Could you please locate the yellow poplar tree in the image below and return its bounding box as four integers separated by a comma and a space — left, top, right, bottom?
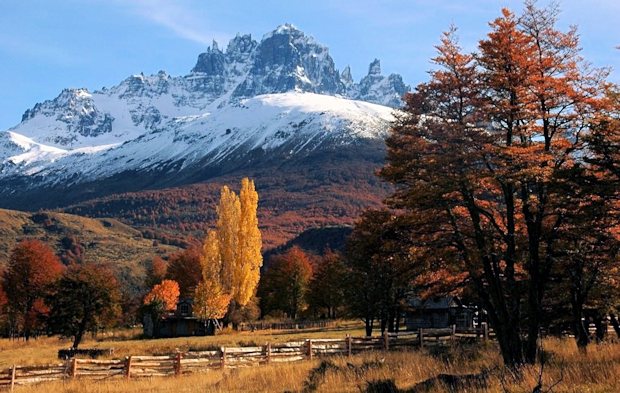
216, 185, 241, 294
235, 178, 263, 307
194, 231, 231, 319
196, 178, 262, 320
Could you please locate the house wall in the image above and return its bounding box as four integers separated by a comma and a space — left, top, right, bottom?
405, 309, 474, 330
155, 318, 214, 338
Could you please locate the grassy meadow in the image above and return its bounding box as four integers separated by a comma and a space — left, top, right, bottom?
1, 325, 619, 392
0, 322, 365, 368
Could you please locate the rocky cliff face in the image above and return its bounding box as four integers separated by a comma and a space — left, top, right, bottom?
233, 24, 344, 97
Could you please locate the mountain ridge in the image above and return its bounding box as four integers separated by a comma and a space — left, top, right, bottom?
0, 24, 405, 250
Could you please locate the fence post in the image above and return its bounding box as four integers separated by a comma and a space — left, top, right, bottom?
220, 347, 227, 369
125, 356, 132, 379
265, 342, 271, 364
451, 324, 456, 343
71, 358, 78, 378
175, 352, 182, 376
383, 331, 389, 351
418, 328, 424, 348
346, 335, 352, 357
307, 340, 313, 360
483, 322, 489, 342
9, 365, 16, 392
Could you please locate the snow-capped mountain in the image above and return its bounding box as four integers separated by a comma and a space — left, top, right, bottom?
0, 24, 408, 208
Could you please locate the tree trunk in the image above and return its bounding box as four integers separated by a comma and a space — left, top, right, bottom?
365, 318, 373, 337
571, 300, 589, 353
223, 300, 237, 328
73, 329, 84, 350
495, 323, 525, 367
73, 314, 89, 349
609, 314, 620, 339
524, 272, 542, 364
380, 315, 387, 335
592, 312, 607, 342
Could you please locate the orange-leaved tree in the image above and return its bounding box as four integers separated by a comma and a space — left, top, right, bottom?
380, 2, 615, 366
307, 250, 347, 319
144, 279, 180, 311
344, 210, 420, 336
146, 256, 167, 288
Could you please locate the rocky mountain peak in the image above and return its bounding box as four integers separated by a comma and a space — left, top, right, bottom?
184, 25, 409, 107
226, 34, 258, 62
368, 59, 381, 76
266, 23, 304, 39
351, 59, 409, 108
21, 88, 91, 122
232, 24, 343, 97
341, 66, 353, 86
211, 39, 220, 52
191, 42, 226, 75
7, 24, 411, 160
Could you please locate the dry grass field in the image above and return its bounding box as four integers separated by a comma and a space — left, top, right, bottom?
0, 322, 365, 368
2, 326, 619, 392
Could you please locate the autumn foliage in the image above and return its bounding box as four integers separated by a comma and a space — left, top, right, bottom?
379, 2, 618, 366
194, 231, 230, 320
259, 246, 314, 319
2, 239, 64, 339
47, 263, 121, 349
146, 256, 167, 288
307, 250, 347, 319
165, 247, 202, 297
144, 280, 181, 311
194, 178, 263, 322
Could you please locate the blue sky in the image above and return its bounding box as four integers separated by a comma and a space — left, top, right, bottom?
0, 0, 618, 130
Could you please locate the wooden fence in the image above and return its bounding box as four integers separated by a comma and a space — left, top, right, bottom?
0, 325, 489, 391
237, 320, 336, 331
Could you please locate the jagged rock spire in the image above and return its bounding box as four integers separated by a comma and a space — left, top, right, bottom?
368, 59, 381, 75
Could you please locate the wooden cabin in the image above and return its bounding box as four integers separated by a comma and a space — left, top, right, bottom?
404, 296, 474, 330
143, 298, 215, 338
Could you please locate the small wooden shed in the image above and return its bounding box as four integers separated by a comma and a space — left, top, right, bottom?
404, 296, 474, 330
143, 298, 215, 338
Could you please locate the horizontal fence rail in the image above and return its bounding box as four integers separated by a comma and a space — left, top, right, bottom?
0, 325, 490, 391
237, 320, 336, 331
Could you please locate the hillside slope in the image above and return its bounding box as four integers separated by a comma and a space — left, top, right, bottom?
62, 140, 389, 250
0, 209, 181, 290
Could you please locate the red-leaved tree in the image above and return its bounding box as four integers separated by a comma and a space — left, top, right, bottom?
2, 240, 64, 340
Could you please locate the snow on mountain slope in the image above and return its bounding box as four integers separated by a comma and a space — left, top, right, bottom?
0, 24, 405, 192
1, 93, 394, 185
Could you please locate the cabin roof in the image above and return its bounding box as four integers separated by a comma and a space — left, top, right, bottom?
407, 296, 463, 310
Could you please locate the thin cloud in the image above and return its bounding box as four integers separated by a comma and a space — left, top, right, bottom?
121, 0, 230, 46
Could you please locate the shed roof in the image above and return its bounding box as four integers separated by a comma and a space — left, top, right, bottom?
408, 296, 462, 310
